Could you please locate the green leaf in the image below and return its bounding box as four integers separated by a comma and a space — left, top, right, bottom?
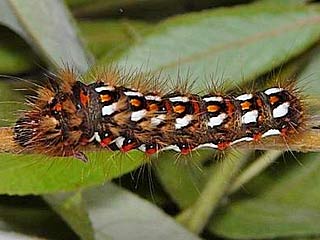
210, 153, 320, 239
0, 230, 44, 240
117, 4, 320, 89
0, 203, 76, 239
0, 27, 37, 74
45, 183, 202, 240
65, 0, 94, 8
212, 200, 320, 239
178, 150, 249, 234
83, 183, 201, 240
262, 153, 320, 209
65, 0, 137, 9
257, 0, 309, 5
0, 81, 25, 127
44, 192, 94, 240
0, 205, 49, 233
0, 151, 143, 195
67, 0, 184, 20
298, 44, 320, 101
154, 151, 212, 209
78, 20, 152, 62
0, 0, 91, 72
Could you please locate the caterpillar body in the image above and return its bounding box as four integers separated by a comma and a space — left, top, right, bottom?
13, 68, 303, 162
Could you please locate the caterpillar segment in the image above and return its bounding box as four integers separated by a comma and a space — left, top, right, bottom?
13, 69, 303, 161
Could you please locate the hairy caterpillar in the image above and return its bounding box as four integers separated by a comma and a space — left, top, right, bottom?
13, 67, 304, 162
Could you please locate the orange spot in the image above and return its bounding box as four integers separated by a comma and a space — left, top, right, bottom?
218, 142, 230, 150
53, 103, 62, 112
130, 98, 141, 107
181, 146, 192, 155
100, 137, 113, 147
269, 95, 279, 105
173, 105, 186, 114
281, 128, 288, 136
240, 101, 252, 110
148, 103, 159, 111
146, 147, 157, 155
207, 105, 220, 112
253, 133, 262, 141
80, 90, 89, 106
121, 143, 137, 152
100, 94, 111, 103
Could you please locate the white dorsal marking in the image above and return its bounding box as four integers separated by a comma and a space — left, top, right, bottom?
145, 95, 162, 101
169, 96, 189, 102
151, 114, 166, 126
124, 91, 143, 97
264, 87, 283, 95
203, 96, 223, 102
236, 93, 253, 101
175, 115, 193, 129
208, 113, 227, 128
95, 86, 115, 92
131, 109, 147, 122
273, 102, 290, 118
102, 103, 118, 116
241, 110, 258, 124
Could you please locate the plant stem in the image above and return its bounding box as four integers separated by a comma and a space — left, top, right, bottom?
228, 150, 282, 194
177, 150, 249, 234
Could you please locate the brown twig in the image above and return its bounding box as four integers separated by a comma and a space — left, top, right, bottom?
237, 115, 320, 152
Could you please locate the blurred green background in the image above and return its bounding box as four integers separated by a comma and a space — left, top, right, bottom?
0, 0, 320, 239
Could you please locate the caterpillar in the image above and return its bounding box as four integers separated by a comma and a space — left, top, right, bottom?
13, 67, 304, 162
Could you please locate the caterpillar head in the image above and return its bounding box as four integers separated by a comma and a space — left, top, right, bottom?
14, 78, 89, 161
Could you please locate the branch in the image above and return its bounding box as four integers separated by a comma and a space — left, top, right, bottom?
237, 115, 320, 152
